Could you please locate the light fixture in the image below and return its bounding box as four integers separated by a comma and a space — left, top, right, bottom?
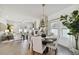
39, 4, 48, 34
5, 30, 9, 33
42, 4, 46, 19
40, 4, 48, 27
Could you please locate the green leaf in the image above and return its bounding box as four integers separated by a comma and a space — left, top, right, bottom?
68, 33, 73, 35
60, 10, 79, 36
60, 15, 64, 21
72, 10, 78, 18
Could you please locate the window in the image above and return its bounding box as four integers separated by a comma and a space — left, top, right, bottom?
62, 29, 70, 39
51, 28, 58, 36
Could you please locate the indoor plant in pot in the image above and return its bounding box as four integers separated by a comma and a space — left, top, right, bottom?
60, 10, 79, 54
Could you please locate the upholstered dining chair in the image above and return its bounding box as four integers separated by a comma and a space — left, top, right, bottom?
46, 40, 58, 55
31, 36, 46, 54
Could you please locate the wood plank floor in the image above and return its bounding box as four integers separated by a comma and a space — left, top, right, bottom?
0, 40, 73, 55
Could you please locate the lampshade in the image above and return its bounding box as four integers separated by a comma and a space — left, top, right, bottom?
5, 30, 9, 33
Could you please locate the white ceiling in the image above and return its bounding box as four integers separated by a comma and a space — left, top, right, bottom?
0, 4, 77, 22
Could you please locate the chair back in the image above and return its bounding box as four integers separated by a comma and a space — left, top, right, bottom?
32, 36, 43, 53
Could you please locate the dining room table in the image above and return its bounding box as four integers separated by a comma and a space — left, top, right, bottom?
42, 35, 57, 45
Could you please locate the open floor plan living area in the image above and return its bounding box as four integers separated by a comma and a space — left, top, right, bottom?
0, 4, 79, 55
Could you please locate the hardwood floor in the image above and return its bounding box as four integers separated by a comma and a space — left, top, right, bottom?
0, 40, 28, 55
0, 40, 73, 55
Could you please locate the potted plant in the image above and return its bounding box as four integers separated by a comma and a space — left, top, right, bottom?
60, 10, 79, 54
